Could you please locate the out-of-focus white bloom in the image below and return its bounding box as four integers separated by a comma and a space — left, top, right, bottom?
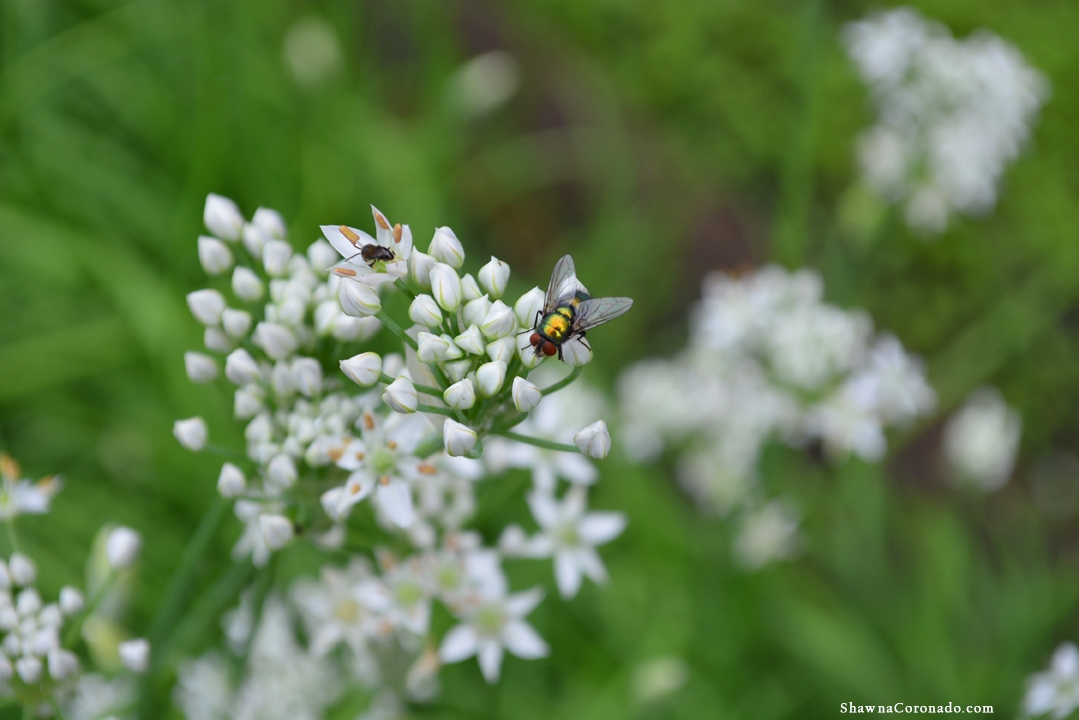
59, 587, 84, 615
232, 266, 264, 302
1024, 642, 1079, 719
844, 7, 1049, 234
408, 249, 436, 289
514, 287, 545, 328
283, 15, 342, 88
943, 387, 1021, 491
0, 455, 61, 521
341, 352, 382, 387
267, 454, 298, 491
444, 379, 477, 411
290, 560, 381, 658
443, 420, 477, 457
439, 585, 547, 683
9, 553, 36, 586
225, 348, 260, 386
16, 655, 42, 684
173, 417, 208, 452
733, 502, 801, 570
478, 256, 510, 299
573, 421, 611, 460
633, 656, 689, 705
430, 263, 463, 312
183, 351, 218, 384
409, 295, 443, 327
203, 326, 233, 353
476, 361, 506, 397
454, 325, 486, 356
291, 357, 322, 397
259, 514, 294, 550
383, 376, 418, 414
512, 377, 542, 413
204, 194, 244, 241
48, 648, 79, 679
186, 289, 226, 326
118, 638, 150, 673
417, 332, 451, 363
198, 236, 233, 275
221, 308, 253, 339
262, 239, 294, 277
519, 486, 626, 598
338, 277, 381, 317
106, 526, 142, 569
448, 51, 520, 118
252, 322, 297, 361
428, 227, 465, 268
217, 462, 246, 498
307, 238, 338, 273
480, 301, 516, 339
462, 295, 492, 328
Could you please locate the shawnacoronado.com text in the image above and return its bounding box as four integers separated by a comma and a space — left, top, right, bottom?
841, 703, 994, 714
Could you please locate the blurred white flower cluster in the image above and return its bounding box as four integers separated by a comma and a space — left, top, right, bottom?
1023, 642, 1079, 719
174, 195, 627, 709
618, 265, 934, 567
942, 387, 1022, 491
0, 455, 147, 719
844, 7, 1049, 234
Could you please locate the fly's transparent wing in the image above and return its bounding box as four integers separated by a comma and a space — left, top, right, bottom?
571, 297, 633, 332
544, 255, 576, 314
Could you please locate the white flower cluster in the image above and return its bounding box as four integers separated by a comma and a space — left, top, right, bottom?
942, 387, 1022, 491
1023, 642, 1079, 719
175, 195, 628, 701
618, 266, 935, 567
844, 7, 1049, 234
0, 456, 148, 719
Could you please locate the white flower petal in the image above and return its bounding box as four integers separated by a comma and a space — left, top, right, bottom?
501, 620, 549, 659
477, 639, 504, 683
578, 512, 627, 546
554, 550, 583, 598
377, 479, 415, 528
439, 624, 479, 663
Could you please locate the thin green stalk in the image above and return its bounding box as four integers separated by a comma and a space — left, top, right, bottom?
4, 519, 17, 554
393, 278, 417, 300
48, 698, 68, 720
491, 412, 530, 434
379, 372, 441, 398
540, 366, 582, 396
63, 572, 119, 647
416, 404, 455, 418
204, 443, 245, 460
495, 431, 577, 454
375, 310, 418, 351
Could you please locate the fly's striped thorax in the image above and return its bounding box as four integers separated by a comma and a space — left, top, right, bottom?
539, 291, 591, 343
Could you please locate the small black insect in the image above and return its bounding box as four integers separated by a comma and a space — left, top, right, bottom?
339, 224, 396, 267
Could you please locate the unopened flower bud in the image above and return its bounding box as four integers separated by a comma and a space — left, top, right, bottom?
184, 352, 218, 383
338, 278, 381, 317
476, 361, 507, 397
461, 295, 491, 328
409, 295, 443, 327
417, 332, 451, 363
253, 207, 286, 239
461, 273, 482, 303
198, 236, 234, 275
217, 462, 246, 498
307, 239, 338, 273
259, 514, 294, 550
341, 352, 382, 387
59, 588, 83, 616
561, 338, 593, 366
187, 289, 226, 326
225, 349, 260, 385
573, 420, 611, 459
9, 554, 35, 586
383, 376, 418, 414
221, 309, 252, 339
444, 359, 472, 383
204, 194, 244, 241
512, 377, 542, 412
48, 648, 79, 679
409, 250, 436, 289
443, 419, 478, 457
486, 337, 516, 364
443, 379, 477, 410
262, 239, 293, 277
440, 334, 464, 360
514, 286, 546, 328
428, 227, 465, 268
118, 638, 150, 673
252, 322, 297, 360
106, 526, 142, 569
243, 223, 268, 259
291, 357, 322, 397
15, 656, 41, 684
430, 263, 463, 312
454, 325, 486, 355
232, 266, 264, 302
480, 300, 516, 339
267, 454, 298, 490
270, 361, 294, 398
173, 417, 208, 451
203, 327, 232, 353
478, 256, 510, 299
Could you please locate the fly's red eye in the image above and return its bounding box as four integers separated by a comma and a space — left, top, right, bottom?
529, 333, 541, 347
542, 341, 558, 357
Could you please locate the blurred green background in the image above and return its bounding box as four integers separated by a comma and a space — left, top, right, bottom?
2, 0, 1079, 717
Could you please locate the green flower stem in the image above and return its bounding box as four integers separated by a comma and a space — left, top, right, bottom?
491, 412, 530, 434
63, 571, 119, 648
145, 496, 231, 652
494, 430, 578, 454
393, 278, 417, 300
414, 432, 445, 458
375, 310, 418, 351
416, 404, 455, 418
204, 443, 245, 460
540, 366, 582, 396
379, 373, 442, 398
49, 698, 68, 720
447, 313, 460, 336
4, 518, 17, 554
